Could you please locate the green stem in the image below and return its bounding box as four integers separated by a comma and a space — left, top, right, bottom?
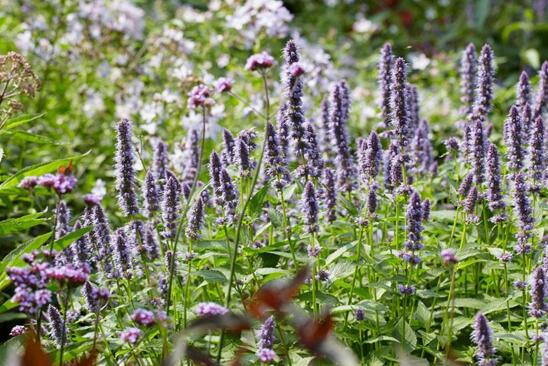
59, 285, 70, 366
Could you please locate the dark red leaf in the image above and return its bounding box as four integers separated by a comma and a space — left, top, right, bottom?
21, 329, 51, 366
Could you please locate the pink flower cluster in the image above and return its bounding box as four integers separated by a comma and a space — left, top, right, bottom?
18, 173, 77, 195
245, 52, 275, 71
46, 264, 89, 285
195, 302, 229, 317
120, 327, 142, 344
188, 84, 214, 109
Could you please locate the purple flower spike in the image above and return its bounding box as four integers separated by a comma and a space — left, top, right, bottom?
471, 313, 497, 366
533, 61, 547, 118
516, 71, 532, 109
143, 170, 160, 217
302, 181, 319, 234
222, 129, 236, 165
391, 57, 409, 148
529, 116, 545, 188
471, 115, 486, 184
323, 168, 337, 222
473, 44, 495, 118
47, 305, 65, 347
258, 316, 276, 350
186, 197, 204, 241
378, 43, 394, 128
529, 267, 546, 318
504, 105, 525, 172
486, 144, 505, 212
115, 119, 139, 216
161, 172, 181, 240
460, 43, 477, 117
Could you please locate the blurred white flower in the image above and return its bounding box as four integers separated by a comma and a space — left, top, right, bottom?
217, 54, 230, 68
353, 16, 378, 34
83, 90, 105, 116
91, 179, 107, 199
409, 53, 431, 70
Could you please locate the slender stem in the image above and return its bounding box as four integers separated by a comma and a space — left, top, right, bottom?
92, 311, 100, 350
217, 71, 271, 363
445, 267, 457, 357
345, 227, 364, 326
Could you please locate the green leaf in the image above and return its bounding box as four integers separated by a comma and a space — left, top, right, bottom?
0, 130, 60, 145
0, 212, 45, 236
0, 151, 90, 191
195, 270, 227, 284
326, 242, 354, 265
2, 113, 45, 130
52, 226, 92, 252
0, 312, 26, 323
393, 319, 417, 350
248, 184, 269, 217
430, 210, 456, 222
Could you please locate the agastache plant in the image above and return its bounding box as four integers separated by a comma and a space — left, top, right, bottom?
115, 119, 139, 216
504, 105, 525, 172
473, 44, 495, 118
460, 43, 477, 117
533, 61, 548, 118
378, 43, 394, 128
471, 313, 497, 366
391, 57, 409, 149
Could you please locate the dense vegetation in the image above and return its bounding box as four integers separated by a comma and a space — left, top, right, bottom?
0, 1, 547, 365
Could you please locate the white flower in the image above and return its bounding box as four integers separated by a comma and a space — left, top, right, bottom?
353, 17, 378, 34
409, 53, 430, 71
91, 179, 107, 199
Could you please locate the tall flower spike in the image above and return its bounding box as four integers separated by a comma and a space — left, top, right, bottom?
258, 315, 276, 350
143, 170, 159, 217
405, 191, 423, 251
464, 186, 479, 224
220, 168, 238, 224
378, 43, 394, 128
302, 181, 319, 234
391, 57, 409, 148
473, 44, 495, 118
406, 84, 420, 138
411, 119, 434, 175
367, 187, 377, 215
471, 115, 486, 184
186, 197, 204, 241
236, 138, 252, 176
323, 168, 337, 222
529, 116, 546, 188
142, 223, 160, 260
283, 40, 307, 157
276, 103, 290, 161
486, 144, 505, 211
115, 119, 139, 216
504, 105, 524, 172
161, 172, 181, 240
72, 220, 90, 267
460, 43, 477, 117
153, 139, 168, 188
529, 266, 546, 318
516, 71, 532, 109
383, 142, 398, 190
458, 173, 474, 197
521, 102, 532, 142
303, 122, 324, 178
209, 151, 222, 206
264, 122, 289, 189
47, 305, 65, 347
330, 82, 355, 193
512, 173, 534, 247
533, 61, 548, 118
389, 154, 404, 190
222, 129, 236, 165
471, 313, 497, 366
55, 201, 71, 240
181, 129, 200, 185
113, 228, 132, 277
320, 97, 333, 165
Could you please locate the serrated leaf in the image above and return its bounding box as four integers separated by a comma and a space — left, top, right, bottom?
195, 270, 227, 284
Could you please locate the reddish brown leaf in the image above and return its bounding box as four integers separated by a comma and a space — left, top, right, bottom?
69, 350, 97, 366
186, 346, 217, 366
21, 329, 51, 366
249, 267, 308, 318
297, 313, 334, 350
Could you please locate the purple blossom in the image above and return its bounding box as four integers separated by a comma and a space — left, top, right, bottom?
473, 44, 495, 118
458, 173, 474, 197
464, 186, 479, 223
83, 194, 101, 206
529, 116, 545, 188
38, 173, 77, 195
143, 170, 160, 216
398, 284, 416, 295
533, 61, 547, 118
55, 201, 71, 240
421, 199, 431, 222
358, 132, 382, 184
405, 192, 423, 252
219, 168, 238, 224
264, 122, 289, 189
236, 137, 252, 176
188, 84, 213, 109
367, 187, 377, 215
181, 129, 200, 184
209, 151, 223, 206
441, 248, 458, 265
406, 84, 420, 138
256, 348, 277, 363
215, 77, 233, 93
115, 119, 139, 216
120, 327, 141, 344
504, 105, 525, 172
113, 228, 132, 277
46, 264, 89, 286
222, 129, 236, 165
47, 305, 65, 347
18, 176, 38, 189
258, 316, 276, 350
153, 139, 168, 187
186, 197, 204, 241
471, 115, 486, 184
319, 98, 333, 164
471, 313, 497, 366
391, 57, 409, 148
303, 122, 324, 178
355, 308, 365, 321
486, 144, 505, 212
289, 62, 305, 77
9, 325, 26, 337
302, 181, 319, 234
82, 282, 109, 313
378, 43, 394, 128
195, 302, 229, 317
131, 308, 156, 327
512, 173, 534, 247
516, 71, 532, 109
323, 168, 337, 222
277, 103, 290, 161
142, 223, 160, 260
245, 52, 275, 71
460, 43, 477, 117
161, 172, 181, 239
529, 267, 546, 318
